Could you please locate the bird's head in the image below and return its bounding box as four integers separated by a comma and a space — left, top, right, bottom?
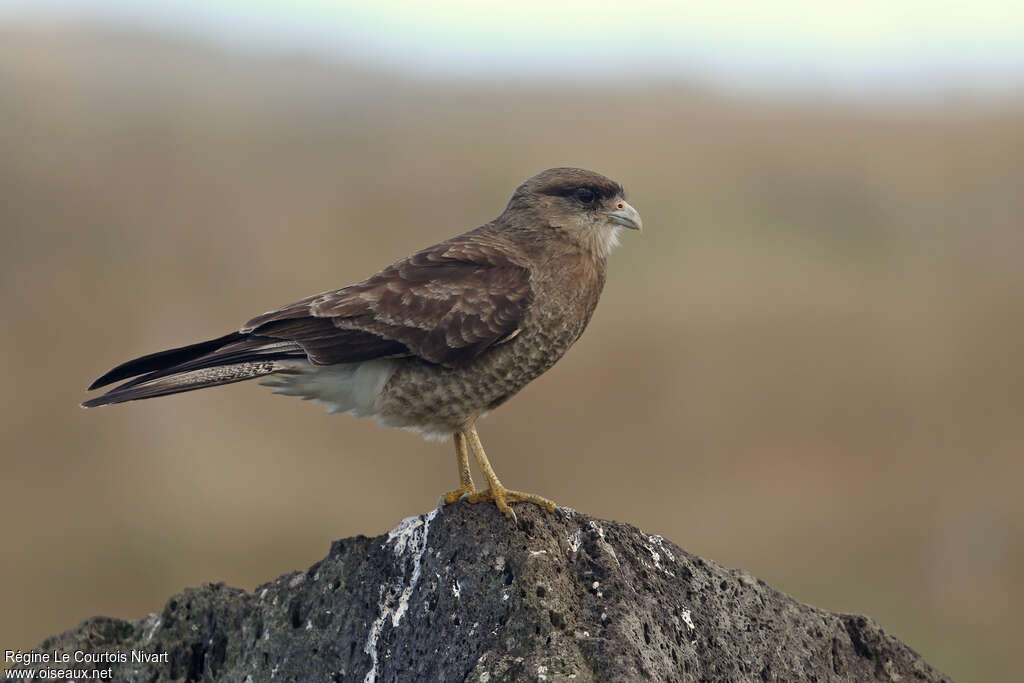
502, 168, 642, 258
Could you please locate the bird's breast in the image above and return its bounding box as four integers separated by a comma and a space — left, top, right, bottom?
373, 256, 606, 434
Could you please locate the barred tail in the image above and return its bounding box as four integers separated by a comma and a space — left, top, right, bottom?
82, 332, 306, 408
82, 361, 293, 407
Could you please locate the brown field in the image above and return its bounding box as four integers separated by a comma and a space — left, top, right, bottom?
2, 24, 1022, 681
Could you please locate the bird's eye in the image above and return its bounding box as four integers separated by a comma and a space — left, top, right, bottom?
575, 188, 596, 204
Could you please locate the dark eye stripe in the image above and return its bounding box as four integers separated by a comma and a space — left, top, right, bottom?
575, 188, 596, 203
558, 185, 600, 199
537, 180, 624, 200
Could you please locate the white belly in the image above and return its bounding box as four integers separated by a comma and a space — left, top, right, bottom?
260, 359, 397, 418
259, 359, 456, 440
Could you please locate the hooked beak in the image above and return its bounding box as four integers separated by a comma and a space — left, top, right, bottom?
604, 201, 643, 232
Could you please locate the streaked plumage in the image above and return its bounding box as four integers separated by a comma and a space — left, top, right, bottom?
84, 168, 641, 517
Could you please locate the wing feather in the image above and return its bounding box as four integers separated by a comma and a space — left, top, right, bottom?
243, 230, 531, 367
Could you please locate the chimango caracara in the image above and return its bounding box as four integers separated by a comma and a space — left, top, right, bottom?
83, 168, 642, 520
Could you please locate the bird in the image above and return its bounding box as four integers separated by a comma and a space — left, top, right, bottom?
83, 167, 642, 519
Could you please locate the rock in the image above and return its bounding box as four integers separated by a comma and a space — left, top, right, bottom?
12, 504, 950, 682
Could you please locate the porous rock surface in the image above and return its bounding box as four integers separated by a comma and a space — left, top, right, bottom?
16, 504, 950, 682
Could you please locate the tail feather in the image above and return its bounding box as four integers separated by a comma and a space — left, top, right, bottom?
104, 337, 304, 392
82, 360, 291, 407
87, 332, 245, 390
83, 331, 308, 408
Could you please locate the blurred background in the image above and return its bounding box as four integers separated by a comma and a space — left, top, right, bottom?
2, 2, 1023, 680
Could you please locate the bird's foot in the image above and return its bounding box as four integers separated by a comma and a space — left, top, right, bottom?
440, 485, 476, 506
465, 485, 557, 521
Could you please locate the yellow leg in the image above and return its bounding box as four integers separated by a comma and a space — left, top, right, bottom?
462, 424, 556, 520
441, 432, 476, 504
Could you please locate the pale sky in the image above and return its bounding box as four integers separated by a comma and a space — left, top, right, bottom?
4, 0, 1024, 92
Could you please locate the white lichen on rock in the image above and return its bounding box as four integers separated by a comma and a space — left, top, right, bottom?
363, 508, 439, 683
682, 609, 695, 631
589, 520, 620, 565
647, 534, 675, 562
567, 529, 583, 553
142, 614, 161, 645
641, 534, 676, 577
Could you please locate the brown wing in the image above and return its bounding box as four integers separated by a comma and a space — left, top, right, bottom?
242, 230, 532, 367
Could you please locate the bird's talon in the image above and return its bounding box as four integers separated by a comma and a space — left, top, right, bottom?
464, 484, 555, 519
441, 486, 475, 505
491, 494, 516, 522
